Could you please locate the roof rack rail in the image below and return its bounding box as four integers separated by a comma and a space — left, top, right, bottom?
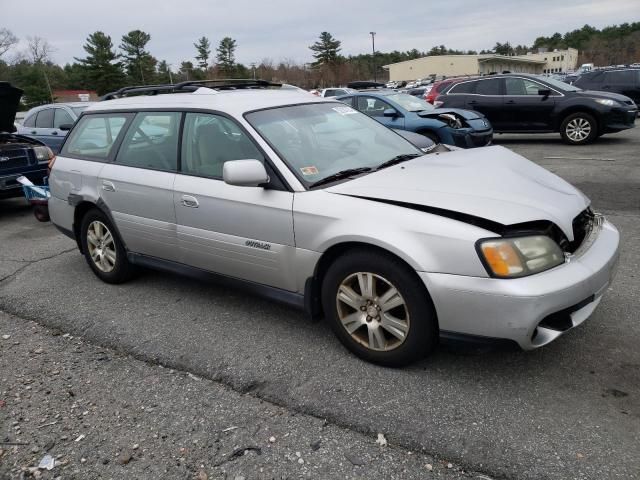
101, 79, 284, 101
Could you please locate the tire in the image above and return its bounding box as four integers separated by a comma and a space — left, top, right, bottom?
321, 249, 438, 367
560, 112, 598, 145
80, 209, 135, 284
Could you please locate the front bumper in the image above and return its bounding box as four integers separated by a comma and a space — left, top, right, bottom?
602, 106, 637, 132
446, 128, 493, 148
0, 168, 48, 199
419, 218, 619, 350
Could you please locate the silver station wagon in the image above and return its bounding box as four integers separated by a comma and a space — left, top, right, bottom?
49, 80, 620, 366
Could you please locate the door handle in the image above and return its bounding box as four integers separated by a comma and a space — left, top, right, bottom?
181, 195, 199, 208
51, 131, 58, 135
505, 100, 516, 104
468, 100, 478, 105
31, 130, 37, 134
101, 180, 115, 192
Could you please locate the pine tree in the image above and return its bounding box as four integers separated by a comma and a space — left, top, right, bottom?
309, 32, 341, 67
156, 60, 173, 84
216, 37, 237, 77
119, 30, 157, 84
194, 36, 211, 70
74, 31, 125, 95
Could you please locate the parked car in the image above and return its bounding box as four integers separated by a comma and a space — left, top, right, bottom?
337, 90, 493, 147
49, 79, 619, 366
573, 69, 640, 106
436, 74, 638, 145
18, 102, 94, 153
317, 88, 357, 98
425, 77, 472, 104
0, 82, 53, 199
406, 86, 432, 100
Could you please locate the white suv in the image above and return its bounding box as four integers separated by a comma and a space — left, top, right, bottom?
49, 80, 619, 366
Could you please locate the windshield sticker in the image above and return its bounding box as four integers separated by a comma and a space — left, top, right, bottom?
300, 166, 319, 176
332, 106, 357, 116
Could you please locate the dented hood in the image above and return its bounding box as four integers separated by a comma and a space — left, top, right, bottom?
0, 82, 22, 133
326, 146, 589, 240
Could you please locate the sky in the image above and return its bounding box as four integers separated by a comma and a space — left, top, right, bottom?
3, 0, 639, 69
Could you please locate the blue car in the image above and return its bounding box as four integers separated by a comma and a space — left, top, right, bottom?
337, 90, 493, 148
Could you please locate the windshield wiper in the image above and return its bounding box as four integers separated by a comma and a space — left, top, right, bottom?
308, 167, 372, 188
376, 153, 422, 171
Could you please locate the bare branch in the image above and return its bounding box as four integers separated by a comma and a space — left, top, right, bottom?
0, 28, 18, 58
26, 35, 55, 64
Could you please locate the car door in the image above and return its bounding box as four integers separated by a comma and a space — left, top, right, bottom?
173, 112, 296, 291
464, 78, 505, 129
98, 111, 181, 261
503, 77, 557, 130
28, 108, 59, 147
355, 96, 405, 129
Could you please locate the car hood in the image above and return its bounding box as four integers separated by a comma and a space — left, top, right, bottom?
417, 108, 484, 120
0, 82, 23, 133
575, 89, 635, 103
326, 145, 589, 240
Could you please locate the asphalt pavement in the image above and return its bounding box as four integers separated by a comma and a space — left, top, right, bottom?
1, 128, 639, 479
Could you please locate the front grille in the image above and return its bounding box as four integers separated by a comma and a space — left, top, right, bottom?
471, 133, 492, 147
567, 208, 595, 253
0, 148, 30, 169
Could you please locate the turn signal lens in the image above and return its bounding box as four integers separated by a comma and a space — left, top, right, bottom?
480, 241, 524, 277
478, 235, 564, 278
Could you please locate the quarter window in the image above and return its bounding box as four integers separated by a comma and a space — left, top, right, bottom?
180, 113, 263, 178
35, 109, 54, 128
53, 109, 74, 128
475, 78, 502, 95
116, 112, 181, 171
448, 81, 476, 94
62, 114, 129, 160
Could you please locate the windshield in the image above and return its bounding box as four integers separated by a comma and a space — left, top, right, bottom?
246, 103, 422, 187
385, 93, 435, 112
536, 76, 582, 92
71, 105, 90, 116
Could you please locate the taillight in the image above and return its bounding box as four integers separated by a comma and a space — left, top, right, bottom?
48, 155, 57, 173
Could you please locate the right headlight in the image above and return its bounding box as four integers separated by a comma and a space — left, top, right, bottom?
594, 98, 619, 107
477, 235, 565, 278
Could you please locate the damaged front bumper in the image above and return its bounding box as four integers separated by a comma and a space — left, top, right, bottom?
418, 218, 620, 350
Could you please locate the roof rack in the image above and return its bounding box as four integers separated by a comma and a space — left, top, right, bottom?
101, 79, 283, 100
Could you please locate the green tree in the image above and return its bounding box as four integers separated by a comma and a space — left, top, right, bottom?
309, 32, 341, 67
156, 60, 173, 84
75, 31, 125, 95
493, 42, 514, 55
194, 36, 211, 70
216, 37, 237, 77
119, 30, 157, 84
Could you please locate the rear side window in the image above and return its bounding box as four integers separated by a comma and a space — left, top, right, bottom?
23, 114, 36, 128
604, 70, 636, 84
35, 109, 54, 128
448, 81, 475, 94
116, 112, 181, 171
53, 109, 74, 128
475, 78, 502, 95
62, 114, 130, 160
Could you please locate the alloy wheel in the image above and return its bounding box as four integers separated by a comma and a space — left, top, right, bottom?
566, 117, 592, 142
86, 220, 116, 273
335, 272, 410, 352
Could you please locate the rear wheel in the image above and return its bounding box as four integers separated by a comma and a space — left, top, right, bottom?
321, 250, 438, 366
560, 112, 598, 145
80, 209, 135, 284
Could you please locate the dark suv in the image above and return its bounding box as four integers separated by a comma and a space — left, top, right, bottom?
0, 82, 53, 199
573, 69, 640, 106
436, 74, 637, 145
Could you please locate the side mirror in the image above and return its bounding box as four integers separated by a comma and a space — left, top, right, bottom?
383, 108, 397, 117
223, 159, 269, 187
59, 123, 73, 131
538, 89, 552, 98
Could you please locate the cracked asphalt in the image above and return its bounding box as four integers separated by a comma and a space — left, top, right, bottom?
1, 128, 639, 479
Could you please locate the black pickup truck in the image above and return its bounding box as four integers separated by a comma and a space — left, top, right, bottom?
1, 82, 52, 199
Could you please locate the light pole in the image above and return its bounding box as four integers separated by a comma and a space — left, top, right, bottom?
250, 62, 257, 80
370, 31, 376, 82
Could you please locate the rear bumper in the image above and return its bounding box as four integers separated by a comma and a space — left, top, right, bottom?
419, 218, 620, 350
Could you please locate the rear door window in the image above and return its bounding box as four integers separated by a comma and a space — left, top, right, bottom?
35, 109, 54, 128
115, 112, 181, 171
475, 78, 502, 95
62, 114, 131, 160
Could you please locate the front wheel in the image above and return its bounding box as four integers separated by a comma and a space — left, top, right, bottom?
321, 250, 438, 366
80, 209, 135, 284
560, 112, 598, 145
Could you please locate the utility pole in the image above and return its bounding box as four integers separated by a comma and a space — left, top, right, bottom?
250, 62, 257, 79
370, 32, 376, 82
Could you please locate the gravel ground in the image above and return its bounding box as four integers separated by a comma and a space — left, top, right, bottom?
0, 311, 477, 479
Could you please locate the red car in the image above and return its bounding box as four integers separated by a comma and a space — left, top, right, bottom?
425, 77, 476, 105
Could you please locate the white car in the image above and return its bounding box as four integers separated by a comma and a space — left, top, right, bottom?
317, 88, 357, 98
48, 79, 620, 366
